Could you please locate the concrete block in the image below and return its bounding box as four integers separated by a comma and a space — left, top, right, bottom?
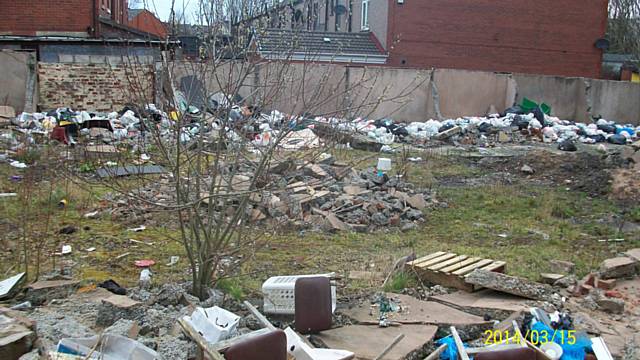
599, 257, 638, 279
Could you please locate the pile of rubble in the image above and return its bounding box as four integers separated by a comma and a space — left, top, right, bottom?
105, 157, 434, 233
2, 246, 639, 359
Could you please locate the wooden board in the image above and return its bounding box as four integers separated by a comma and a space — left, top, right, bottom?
406, 251, 507, 292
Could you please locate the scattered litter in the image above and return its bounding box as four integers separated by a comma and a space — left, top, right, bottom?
183, 306, 241, 344
284, 327, 354, 360
139, 268, 152, 288
0, 272, 26, 299
9, 160, 27, 168
98, 279, 126, 295
56, 245, 72, 256
10, 301, 32, 311
127, 225, 146, 232
598, 238, 624, 243
83, 211, 99, 219
167, 256, 180, 266
55, 334, 159, 360
134, 259, 155, 268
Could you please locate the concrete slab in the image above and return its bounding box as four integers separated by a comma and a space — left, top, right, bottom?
343, 293, 490, 328
599, 257, 638, 279
316, 324, 437, 360
96, 165, 167, 178
430, 290, 529, 317
26, 280, 79, 305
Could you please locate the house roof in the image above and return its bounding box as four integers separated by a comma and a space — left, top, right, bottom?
255, 29, 387, 64
128, 8, 144, 21
100, 17, 163, 41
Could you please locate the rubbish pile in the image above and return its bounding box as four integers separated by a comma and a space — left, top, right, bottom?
105, 156, 433, 233
315, 98, 640, 151
1, 246, 638, 359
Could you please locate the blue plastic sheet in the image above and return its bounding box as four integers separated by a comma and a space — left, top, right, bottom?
437, 336, 463, 360
530, 322, 592, 360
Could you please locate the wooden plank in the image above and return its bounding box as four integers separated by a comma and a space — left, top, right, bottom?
452, 259, 494, 276
428, 256, 469, 271
512, 320, 527, 347
373, 334, 405, 360
407, 252, 447, 267
413, 253, 457, 269
450, 327, 470, 360
178, 317, 226, 360
440, 257, 482, 274
481, 261, 506, 273
243, 301, 276, 331
466, 344, 524, 355
424, 344, 448, 360
418, 270, 475, 292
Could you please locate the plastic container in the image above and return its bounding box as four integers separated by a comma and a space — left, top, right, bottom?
185, 306, 241, 344
57, 335, 158, 360
377, 158, 392, 172
262, 274, 336, 315
540, 342, 563, 360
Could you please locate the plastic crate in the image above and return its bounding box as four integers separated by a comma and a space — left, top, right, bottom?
262, 274, 336, 315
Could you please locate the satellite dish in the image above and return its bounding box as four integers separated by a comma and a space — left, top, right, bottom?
594, 38, 610, 50
335, 5, 347, 15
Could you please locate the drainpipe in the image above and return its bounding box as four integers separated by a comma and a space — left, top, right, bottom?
324, 0, 329, 31
347, 0, 352, 32
111, 0, 117, 22
92, 0, 99, 37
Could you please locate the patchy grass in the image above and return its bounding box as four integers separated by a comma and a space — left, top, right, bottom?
383, 271, 417, 293
2, 150, 639, 300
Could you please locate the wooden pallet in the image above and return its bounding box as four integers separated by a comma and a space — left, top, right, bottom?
406, 251, 506, 292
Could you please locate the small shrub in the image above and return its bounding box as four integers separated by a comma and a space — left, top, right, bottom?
383, 271, 415, 293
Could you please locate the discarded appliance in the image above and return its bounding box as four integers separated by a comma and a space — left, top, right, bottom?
183, 306, 241, 344
224, 329, 287, 360
262, 274, 337, 315
295, 276, 333, 334
55, 334, 159, 360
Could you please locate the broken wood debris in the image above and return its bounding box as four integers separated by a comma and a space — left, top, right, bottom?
407, 251, 506, 292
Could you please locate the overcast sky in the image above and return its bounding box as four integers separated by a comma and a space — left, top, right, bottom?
133, 0, 199, 22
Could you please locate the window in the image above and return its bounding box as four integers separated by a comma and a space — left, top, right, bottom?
361, 0, 369, 30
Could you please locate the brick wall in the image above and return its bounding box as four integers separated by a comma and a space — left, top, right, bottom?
0, 0, 93, 36
38, 63, 154, 112
387, 0, 609, 78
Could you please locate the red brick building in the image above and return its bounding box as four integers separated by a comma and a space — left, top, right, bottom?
0, 0, 163, 40
251, 0, 609, 78
128, 9, 168, 40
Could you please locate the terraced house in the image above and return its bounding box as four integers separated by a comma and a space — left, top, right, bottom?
250, 0, 609, 78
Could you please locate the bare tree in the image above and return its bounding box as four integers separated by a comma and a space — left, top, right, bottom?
63, 0, 422, 300
608, 0, 640, 58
